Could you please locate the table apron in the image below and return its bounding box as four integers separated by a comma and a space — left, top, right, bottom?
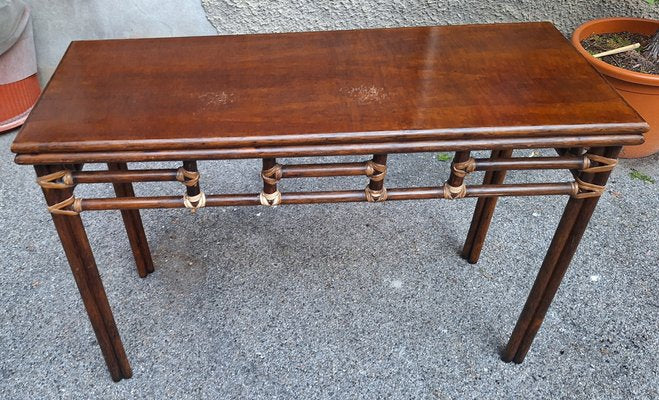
14, 134, 644, 164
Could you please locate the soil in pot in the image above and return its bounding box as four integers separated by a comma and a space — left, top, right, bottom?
581, 32, 658, 75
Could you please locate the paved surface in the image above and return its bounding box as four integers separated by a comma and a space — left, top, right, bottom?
0, 128, 657, 399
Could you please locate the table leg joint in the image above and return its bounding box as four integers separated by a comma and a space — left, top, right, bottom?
36, 169, 76, 189
47, 195, 82, 215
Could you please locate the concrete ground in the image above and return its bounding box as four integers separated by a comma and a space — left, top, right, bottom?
0, 128, 657, 399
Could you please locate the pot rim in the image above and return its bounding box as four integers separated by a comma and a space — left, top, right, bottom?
572, 17, 659, 87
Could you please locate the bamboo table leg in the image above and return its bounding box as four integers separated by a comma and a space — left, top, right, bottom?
107, 163, 154, 278
462, 149, 513, 263
502, 146, 621, 363
36, 165, 132, 381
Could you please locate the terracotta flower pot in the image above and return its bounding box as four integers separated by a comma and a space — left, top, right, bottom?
1, 1, 39, 134
0, 74, 40, 132
572, 17, 659, 159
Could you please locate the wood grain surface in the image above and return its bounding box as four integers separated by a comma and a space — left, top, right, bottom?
12, 22, 647, 156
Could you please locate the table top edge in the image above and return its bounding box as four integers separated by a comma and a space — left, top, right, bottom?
11, 122, 650, 156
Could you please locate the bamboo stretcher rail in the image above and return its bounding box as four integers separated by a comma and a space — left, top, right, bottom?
473, 156, 586, 171
50, 156, 596, 186
555, 149, 584, 180
60, 161, 375, 186
71, 169, 180, 183
74, 182, 577, 211
40, 151, 616, 216
281, 162, 369, 177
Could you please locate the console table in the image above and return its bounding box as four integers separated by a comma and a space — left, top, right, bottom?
11, 22, 648, 382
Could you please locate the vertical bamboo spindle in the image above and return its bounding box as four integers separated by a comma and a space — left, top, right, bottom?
365, 154, 388, 202
181, 160, 204, 211
444, 151, 472, 199
260, 158, 282, 205
182, 161, 200, 197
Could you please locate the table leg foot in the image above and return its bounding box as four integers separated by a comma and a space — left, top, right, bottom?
36, 165, 133, 382
501, 196, 584, 362
108, 163, 154, 278
501, 146, 620, 363
461, 149, 513, 264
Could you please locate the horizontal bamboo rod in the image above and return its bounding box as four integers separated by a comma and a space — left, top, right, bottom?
552, 148, 583, 179
71, 169, 179, 184
64, 157, 586, 185
80, 194, 259, 210
281, 162, 367, 178
474, 156, 586, 171
77, 183, 575, 211
16, 134, 644, 164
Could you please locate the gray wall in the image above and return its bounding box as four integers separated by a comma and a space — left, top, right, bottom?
22, 0, 659, 84
23, 0, 215, 83
201, 0, 656, 36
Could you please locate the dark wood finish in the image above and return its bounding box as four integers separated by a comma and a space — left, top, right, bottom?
262, 158, 278, 196
283, 184, 575, 203
501, 146, 621, 363
11, 23, 646, 156
281, 162, 368, 177
556, 147, 589, 180
462, 149, 513, 263
13, 23, 648, 380
448, 151, 471, 187
368, 154, 388, 192
182, 160, 201, 198
12, 134, 645, 165
35, 165, 132, 381
107, 163, 154, 278
71, 159, 392, 184
474, 156, 586, 171
73, 168, 180, 184
74, 183, 576, 211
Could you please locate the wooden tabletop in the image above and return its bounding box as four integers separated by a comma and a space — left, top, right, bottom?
12, 22, 647, 156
